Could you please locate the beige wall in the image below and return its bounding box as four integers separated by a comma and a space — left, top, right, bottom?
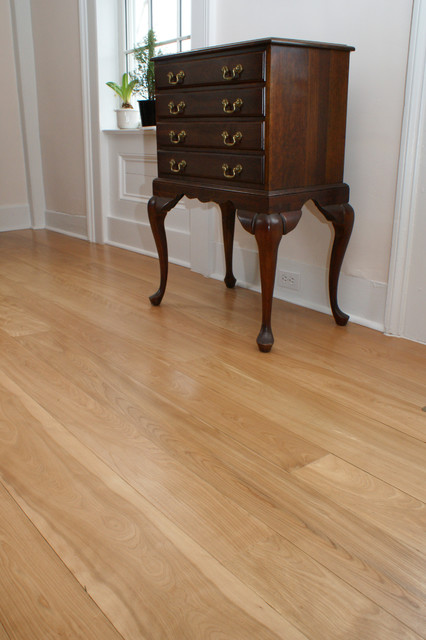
209, 0, 412, 286
30, 0, 86, 216
0, 0, 28, 207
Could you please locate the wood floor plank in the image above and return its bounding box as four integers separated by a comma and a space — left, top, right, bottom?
16, 327, 327, 473
0, 292, 50, 337
293, 454, 426, 553
0, 332, 424, 635
176, 355, 426, 501
2, 256, 424, 484
0, 371, 306, 640
2, 229, 426, 373
0, 371, 419, 640
0, 332, 272, 558
228, 533, 422, 640
0, 483, 124, 640
246, 339, 425, 441
0, 265, 216, 364
155, 289, 426, 437
0, 230, 425, 639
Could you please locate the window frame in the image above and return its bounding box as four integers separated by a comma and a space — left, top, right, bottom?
124, 0, 191, 73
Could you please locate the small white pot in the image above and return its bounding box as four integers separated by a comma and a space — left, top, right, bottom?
115, 108, 140, 129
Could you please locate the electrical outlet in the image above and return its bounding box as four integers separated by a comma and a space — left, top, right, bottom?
278, 270, 301, 291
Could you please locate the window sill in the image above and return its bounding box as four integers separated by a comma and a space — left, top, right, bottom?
103, 126, 156, 135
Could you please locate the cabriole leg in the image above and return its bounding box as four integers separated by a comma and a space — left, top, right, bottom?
148, 194, 183, 306
238, 209, 302, 352
253, 213, 284, 352
219, 201, 237, 288
238, 211, 284, 352
313, 201, 355, 325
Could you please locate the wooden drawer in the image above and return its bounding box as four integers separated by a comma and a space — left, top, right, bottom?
156, 121, 264, 151
155, 50, 265, 89
156, 86, 265, 119
158, 150, 264, 185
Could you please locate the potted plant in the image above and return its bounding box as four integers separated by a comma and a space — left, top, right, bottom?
132, 29, 160, 127
106, 73, 140, 129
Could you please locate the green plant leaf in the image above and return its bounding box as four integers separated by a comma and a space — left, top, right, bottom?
106, 81, 123, 99
129, 29, 161, 100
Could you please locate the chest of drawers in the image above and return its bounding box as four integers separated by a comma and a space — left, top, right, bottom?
148, 38, 355, 351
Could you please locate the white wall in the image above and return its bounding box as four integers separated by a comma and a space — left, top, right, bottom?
30, 0, 88, 237
206, 0, 413, 329
0, 0, 30, 230
401, 78, 426, 344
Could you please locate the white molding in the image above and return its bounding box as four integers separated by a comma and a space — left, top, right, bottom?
385, 0, 426, 336
79, 0, 96, 242
118, 153, 157, 202
191, 0, 210, 49
212, 244, 387, 332
45, 211, 88, 239
0, 204, 31, 231
103, 127, 157, 135
9, 0, 46, 229
107, 216, 190, 266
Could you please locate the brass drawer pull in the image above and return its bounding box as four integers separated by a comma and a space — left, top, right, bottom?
222, 64, 243, 80
222, 163, 242, 179
167, 70, 185, 85
222, 130, 243, 146
169, 159, 187, 174
169, 130, 187, 144
222, 98, 243, 114
168, 100, 186, 115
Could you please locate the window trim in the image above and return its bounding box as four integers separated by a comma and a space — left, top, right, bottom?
124, 0, 191, 62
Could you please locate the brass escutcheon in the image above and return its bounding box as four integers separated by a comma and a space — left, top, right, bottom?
222, 64, 243, 80
168, 100, 186, 115
169, 159, 187, 173
222, 130, 243, 146
169, 130, 187, 144
222, 98, 243, 114
167, 70, 185, 85
222, 163, 243, 179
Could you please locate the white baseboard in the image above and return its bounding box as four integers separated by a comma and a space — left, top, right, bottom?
212, 243, 387, 332
107, 216, 191, 267
45, 210, 88, 239
0, 204, 31, 231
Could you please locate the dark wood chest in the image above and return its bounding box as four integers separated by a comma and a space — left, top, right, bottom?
149, 38, 355, 351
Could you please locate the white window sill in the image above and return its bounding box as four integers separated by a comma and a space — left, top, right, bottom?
103, 126, 156, 135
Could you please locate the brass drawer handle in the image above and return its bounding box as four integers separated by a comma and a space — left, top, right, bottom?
222, 130, 242, 146
222, 64, 243, 80
169, 130, 187, 144
168, 100, 186, 115
167, 70, 185, 85
222, 98, 243, 114
169, 159, 187, 174
222, 163, 242, 179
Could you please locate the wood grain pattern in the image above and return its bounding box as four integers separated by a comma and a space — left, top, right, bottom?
293, 454, 426, 552
2, 327, 425, 633
175, 354, 426, 501
0, 372, 303, 640
0, 483, 123, 640
0, 230, 425, 639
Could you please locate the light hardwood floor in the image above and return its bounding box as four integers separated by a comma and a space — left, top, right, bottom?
0, 229, 425, 640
